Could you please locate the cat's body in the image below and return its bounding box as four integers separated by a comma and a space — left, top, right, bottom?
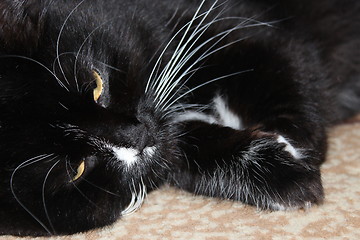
0, 0, 359, 236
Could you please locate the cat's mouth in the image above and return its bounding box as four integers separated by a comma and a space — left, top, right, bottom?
111, 145, 157, 167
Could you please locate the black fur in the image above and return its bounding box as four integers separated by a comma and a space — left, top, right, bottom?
0, 0, 359, 236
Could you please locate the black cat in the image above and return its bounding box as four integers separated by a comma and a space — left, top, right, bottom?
0, 0, 359, 236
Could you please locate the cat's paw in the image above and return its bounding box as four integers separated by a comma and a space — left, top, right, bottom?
238, 131, 324, 210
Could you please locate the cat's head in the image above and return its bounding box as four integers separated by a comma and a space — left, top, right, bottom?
0, 0, 180, 235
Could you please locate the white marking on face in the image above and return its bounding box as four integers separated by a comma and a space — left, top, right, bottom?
175, 111, 217, 124
277, 136, 302, 159
112, 147, 139, 166
213, 95, 243, 130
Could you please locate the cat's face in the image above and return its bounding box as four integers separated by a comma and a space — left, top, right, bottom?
0, 0, 179, 235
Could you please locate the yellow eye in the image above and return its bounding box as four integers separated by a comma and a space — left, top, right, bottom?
70, 160, 85, 182
92, 70, 103, 102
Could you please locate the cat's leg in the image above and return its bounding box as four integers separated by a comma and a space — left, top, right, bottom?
173, 119, 324, 210
170, 42, 329, 210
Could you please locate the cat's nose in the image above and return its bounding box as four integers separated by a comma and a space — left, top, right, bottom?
116, 121, 156, 151
136, 124, 156, 150
109, 113, 157, 151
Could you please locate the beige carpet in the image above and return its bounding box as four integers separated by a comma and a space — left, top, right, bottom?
1, 116, 360, 240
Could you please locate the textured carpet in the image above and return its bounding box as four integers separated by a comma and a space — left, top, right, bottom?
1, 116, 360, 240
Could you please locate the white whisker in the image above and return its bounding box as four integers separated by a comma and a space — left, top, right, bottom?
151, 1, 232, 98
163, 103, 211, 119
156, 20, 274, 109
151, 0, 219, 100
145, 0, 278, 114
145, 0, 210, 93
52, 51, 75, 74
73, 16, 124, 91
66, 162, 122, 197
55, 0, 87, 88
10, 154, 56, 235
65, 160, 102, 208
156, 65, 210, 109
121, 178, 147, 216
52, 51, 125, 74
42, 160, 61, 234
163, 69, 253, 111
58, 102, 69, 110
0, 55, 69, 91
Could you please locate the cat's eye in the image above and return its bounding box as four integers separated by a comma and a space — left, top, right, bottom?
70, 160, 85, 182
92, 70, 103, 102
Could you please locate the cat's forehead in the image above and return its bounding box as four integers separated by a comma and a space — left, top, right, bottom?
44, 1, 164, 63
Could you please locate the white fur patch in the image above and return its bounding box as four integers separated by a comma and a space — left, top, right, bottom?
269, 202, 288, 211
277, 136, 302, 159
112, 147, 139, 166
213, 96, 243, 130
269, 201, 312, 211
143, 146, 156, 157
175, 111, 217, 124
174, 96, 244, 130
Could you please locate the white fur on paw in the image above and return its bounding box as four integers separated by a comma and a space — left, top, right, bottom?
269, 201, 312, 211
213, 95, 244, 130
175, 111, 217, 124
277, 135, 302, 159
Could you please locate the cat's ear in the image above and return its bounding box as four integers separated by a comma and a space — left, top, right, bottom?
0, 0, 44, 50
